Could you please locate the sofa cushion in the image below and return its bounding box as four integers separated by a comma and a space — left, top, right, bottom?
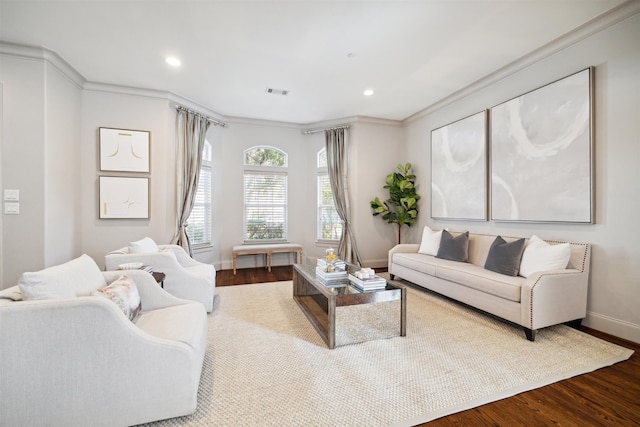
129, 237, 159, 254
436, 230, 469, 262
93, 275, 142, 321
435, 261, 524, 302
520, 235, 571, 278
18, 254, 107, 300
135, 303, 207, 353
418, 226, 444, 256
392, 253, 437, 276
484, 236, 525, 276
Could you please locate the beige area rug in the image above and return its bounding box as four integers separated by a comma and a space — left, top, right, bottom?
142, 281, 633, 427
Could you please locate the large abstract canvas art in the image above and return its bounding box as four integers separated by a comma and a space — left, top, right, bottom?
431, 110, 487, 220
490, 68, 593, 223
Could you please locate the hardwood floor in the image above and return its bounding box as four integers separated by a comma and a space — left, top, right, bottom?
217, 266, 640, 426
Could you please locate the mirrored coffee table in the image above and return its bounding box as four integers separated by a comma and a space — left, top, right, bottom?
293, 262, 406, 349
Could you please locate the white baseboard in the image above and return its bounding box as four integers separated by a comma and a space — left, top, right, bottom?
584, 311, 640, 344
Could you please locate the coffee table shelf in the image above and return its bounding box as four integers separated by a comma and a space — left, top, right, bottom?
293, 263, 406, 349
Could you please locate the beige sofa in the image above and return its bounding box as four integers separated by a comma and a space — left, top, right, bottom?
389, 232, 591, 341
0, 255, 208, 426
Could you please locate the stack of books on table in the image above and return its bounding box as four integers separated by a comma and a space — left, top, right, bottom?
348, 271, 387, 291
315, 260, 348, 285
316, 258, 346, 271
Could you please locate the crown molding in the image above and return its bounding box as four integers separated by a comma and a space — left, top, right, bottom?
403, 0, 640, 124
0, 41, 86, 89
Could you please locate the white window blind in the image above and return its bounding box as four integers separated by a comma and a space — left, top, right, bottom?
317, 173, 341, 241
186, 141, 212, 246
243, 172, 287, 241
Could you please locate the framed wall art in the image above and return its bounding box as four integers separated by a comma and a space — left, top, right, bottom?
99, 176, 150, 219
490, 67, 593, 223
99, 127, 150, 172
431, 110, 487, 220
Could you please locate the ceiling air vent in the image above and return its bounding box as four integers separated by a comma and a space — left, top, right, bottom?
266, 88, 289, 96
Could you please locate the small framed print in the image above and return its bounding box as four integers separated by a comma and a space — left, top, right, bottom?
99, 176, 149, 219
99, 127, 150, 172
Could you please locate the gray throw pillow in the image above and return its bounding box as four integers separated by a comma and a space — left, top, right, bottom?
484, 236, 526, 276
435, 230, 469, 262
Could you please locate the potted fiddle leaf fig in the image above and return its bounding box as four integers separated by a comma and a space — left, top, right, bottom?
370, 163, 420, 244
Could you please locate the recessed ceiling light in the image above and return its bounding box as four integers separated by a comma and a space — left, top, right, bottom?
165, 56, 181, 67
363, 89, 374, 96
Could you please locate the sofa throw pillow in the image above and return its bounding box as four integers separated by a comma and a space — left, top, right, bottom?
129, 237, 159, 254
519, 235, 571, 278
19, 254, 107, 300
435, 230, 469, 262
484, 236, 526, 276
418, 226, 444, 256
93, 275, 142, 321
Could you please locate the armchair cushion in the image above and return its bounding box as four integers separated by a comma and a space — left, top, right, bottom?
93, 275, 142, 321
18, 254, 107, 300
129, 236, 159, 254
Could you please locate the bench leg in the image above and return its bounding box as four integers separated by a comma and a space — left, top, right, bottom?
233, 254, 237, 275
267, 252, 272, 272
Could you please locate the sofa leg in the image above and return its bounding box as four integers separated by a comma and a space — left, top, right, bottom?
523, 327, 536, 342
565, 319, 583, 329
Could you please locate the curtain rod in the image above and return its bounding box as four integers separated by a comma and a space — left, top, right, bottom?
302, 124, 350, 135
172, 103, 227, 127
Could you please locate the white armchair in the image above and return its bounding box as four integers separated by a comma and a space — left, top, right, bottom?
105, 239, 216, 312
0, 255, 208, 426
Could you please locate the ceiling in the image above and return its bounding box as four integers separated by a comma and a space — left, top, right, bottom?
0, 0, 628, 124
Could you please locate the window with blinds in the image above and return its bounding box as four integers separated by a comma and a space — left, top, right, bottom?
243, 146, 288, 242
317, 148, 341, 241
186, 140, 212, 246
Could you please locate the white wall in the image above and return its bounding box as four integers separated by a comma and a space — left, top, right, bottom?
349, 120, 404, 267
44, 61, 82, 266
0, 48, 82, 286
403, 13, 640, 343
217, 119, 311, 270
79, 87, 177, 267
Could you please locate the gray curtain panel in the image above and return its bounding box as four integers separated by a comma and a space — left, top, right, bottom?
325, 128, 362, 266
175, 109, 211, 255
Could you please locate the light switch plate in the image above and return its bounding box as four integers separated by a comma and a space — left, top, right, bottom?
4, 202, 20, 214
4, 189, 19, 201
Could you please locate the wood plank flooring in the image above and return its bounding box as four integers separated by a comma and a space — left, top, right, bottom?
217, 266, 640, 426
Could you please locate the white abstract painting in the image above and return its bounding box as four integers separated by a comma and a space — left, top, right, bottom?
100, 128, 150, 172
99, 176, 149, 219
431, 111, 487, 220
490, 68, 593, 223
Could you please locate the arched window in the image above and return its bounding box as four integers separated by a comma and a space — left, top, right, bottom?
187, 140, 212, 247
243, 146, 288, 241
317, 147, 341, 241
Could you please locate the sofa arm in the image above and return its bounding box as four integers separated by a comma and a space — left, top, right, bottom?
102, 270, 192, 311
159, 244, 202, 268
520, 268, 589, 330
105, 250, 183, 272
388, 244, 420, 271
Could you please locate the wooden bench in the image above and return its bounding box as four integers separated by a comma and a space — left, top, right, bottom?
232, 243, 303, 275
